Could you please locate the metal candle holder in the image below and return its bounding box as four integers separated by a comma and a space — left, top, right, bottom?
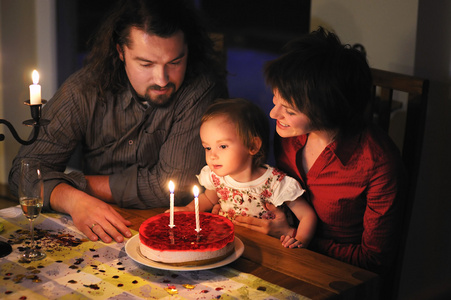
0, 100, 49, 145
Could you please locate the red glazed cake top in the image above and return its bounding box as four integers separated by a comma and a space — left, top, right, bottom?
139, 212, 234, 251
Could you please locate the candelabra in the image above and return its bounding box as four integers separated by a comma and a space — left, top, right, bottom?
0, 100, 50, 258
0, 100, 49, 145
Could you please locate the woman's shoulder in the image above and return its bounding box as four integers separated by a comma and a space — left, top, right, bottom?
363, 125, 401, 154
356, 125, 404, 168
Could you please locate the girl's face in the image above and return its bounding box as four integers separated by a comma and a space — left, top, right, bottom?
269, 89, 313, 138
200, 115, 254, 181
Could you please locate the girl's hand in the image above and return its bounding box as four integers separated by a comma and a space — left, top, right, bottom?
280, 234, 304, 248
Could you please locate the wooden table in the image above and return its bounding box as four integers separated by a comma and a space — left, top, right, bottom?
116, 207, 379, 300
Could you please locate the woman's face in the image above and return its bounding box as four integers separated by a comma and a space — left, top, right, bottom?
269, 90, 313, 138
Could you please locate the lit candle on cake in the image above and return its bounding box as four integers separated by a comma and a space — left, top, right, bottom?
193, 185, 201, 233
169, 181, 175, 228
29, 70, 42, 105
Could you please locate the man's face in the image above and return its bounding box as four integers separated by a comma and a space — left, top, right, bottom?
117, 27, 188, 106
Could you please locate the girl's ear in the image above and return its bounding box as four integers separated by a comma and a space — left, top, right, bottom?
249, 136, 262, 155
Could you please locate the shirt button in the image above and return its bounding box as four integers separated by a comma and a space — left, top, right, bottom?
128, 140, 133, 145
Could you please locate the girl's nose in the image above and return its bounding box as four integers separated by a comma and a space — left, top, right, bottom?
209, 150, 218, 160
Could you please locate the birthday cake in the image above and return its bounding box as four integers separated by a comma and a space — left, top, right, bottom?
139, 212, 235, 266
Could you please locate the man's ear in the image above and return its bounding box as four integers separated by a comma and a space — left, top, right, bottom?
116, 44, 124, 61
249, 136, 262, 155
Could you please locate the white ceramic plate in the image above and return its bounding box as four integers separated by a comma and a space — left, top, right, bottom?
125, 235, 244, 271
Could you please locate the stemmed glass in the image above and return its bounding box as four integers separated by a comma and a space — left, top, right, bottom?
19, 159, 46, 260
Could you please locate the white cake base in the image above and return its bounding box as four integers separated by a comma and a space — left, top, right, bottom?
139, 241, 235, 266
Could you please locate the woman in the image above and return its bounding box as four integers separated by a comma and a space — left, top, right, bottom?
234, 28, 406, 276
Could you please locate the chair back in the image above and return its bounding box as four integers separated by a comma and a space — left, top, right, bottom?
370, 68, 429, 299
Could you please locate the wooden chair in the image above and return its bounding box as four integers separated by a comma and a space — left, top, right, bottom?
370, 68, 429, 299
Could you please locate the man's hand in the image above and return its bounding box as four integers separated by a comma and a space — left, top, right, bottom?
50, 183, 132, 243
233, 203, 293, 238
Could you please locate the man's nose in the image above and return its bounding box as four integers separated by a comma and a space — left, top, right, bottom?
153, 65, 169, 87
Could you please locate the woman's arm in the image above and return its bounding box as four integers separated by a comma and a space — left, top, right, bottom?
310, 159, 406, 274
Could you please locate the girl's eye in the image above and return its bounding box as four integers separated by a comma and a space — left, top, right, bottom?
204, 146, 211, 151
219, 145, 228, 149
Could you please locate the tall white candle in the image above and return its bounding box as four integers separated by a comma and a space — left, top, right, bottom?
29, 70, 41, 105
169, 181, 175, 228
193, 186, 201, 233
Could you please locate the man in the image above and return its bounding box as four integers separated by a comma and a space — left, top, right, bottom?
8, 0, 228, 243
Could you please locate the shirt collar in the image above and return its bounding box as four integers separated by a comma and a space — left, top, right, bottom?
121, 86, 134, 110
124, 84, 152, 111
328, 131, 361, 165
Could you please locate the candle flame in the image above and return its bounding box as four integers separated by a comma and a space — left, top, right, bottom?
32, 70, 40, 84
193, 185, 199, 197
168, 181, 175, 193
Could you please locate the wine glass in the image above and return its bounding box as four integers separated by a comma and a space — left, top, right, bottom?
18, 159, 46, 260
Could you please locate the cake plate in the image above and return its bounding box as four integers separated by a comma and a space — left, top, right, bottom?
125, 235, 244, 271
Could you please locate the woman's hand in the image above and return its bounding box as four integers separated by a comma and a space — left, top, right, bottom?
233, 203, 293, 238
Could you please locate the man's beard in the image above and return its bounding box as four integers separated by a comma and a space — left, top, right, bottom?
144, 83, 176, 107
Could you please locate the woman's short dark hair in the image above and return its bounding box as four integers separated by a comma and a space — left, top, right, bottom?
83, 0, 224, 97
264, 27, 372, 133
201, 98, 270, 168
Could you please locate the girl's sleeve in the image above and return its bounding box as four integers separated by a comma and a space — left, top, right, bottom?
271, 175, 305, 207
197, 165, 216, 190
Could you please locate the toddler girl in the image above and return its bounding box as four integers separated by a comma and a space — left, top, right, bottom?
172, 98, 316, 248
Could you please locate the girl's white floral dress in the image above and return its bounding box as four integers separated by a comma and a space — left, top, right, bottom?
197, 164, 305, 220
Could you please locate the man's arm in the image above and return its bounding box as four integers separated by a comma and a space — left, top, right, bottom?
8, 71, 131, 243
85, 175, 114, 203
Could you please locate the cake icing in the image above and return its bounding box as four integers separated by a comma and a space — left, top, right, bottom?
139, 212, 235, 265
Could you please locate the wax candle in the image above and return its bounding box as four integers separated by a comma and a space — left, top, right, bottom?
169, 181, 175, 228
193, 186, 201, 232
29, 70, 41, 105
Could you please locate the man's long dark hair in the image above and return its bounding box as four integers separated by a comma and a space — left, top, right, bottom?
83, 0, 224, 98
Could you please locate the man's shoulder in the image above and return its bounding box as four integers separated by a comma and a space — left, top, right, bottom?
60, 68, 96, 92
184, 71, 225, 92
176, 72, 227, 105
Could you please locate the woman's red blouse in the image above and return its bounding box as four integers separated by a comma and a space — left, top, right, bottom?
275, 126, 406, 274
